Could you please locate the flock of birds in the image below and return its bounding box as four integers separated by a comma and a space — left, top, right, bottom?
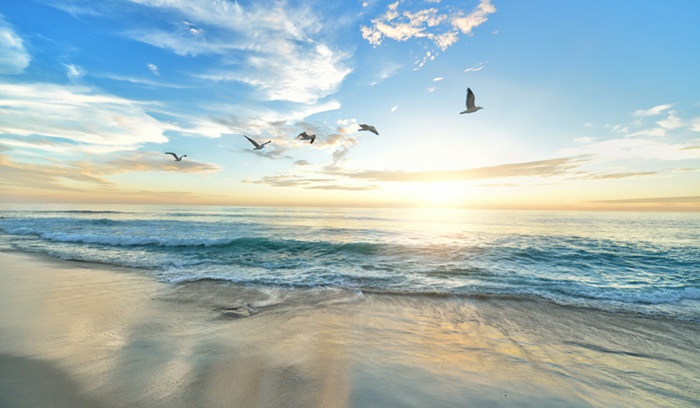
165, 87, 482, 160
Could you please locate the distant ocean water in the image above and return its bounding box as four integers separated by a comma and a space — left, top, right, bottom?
1, 204, 699, 321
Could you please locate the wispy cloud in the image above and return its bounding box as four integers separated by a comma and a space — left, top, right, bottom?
63, 63, 85, 80
201, 44, 351, 104
1, 148, 219, 181
633, 104, 673, 117
243, 173, 378, 191
0, 82, 171, 152
93, 73, 188, 88
244, 174, 335, 188
370, 63, 402, 85
564, 104, 700, 161
341, 157, 585, 182
656, 111, 684, 130
210, 99, 342, 138
99, 151, 221, 174
119, 0, 352, 104
590, 196, 700, 204
577, 171, 657, 180
692, 118, 700, 132
0, 150, 221, 202
243, 156, 590, 193
0, 14, 30, 74
464, 61, 487, 72
561, 136, 700, 161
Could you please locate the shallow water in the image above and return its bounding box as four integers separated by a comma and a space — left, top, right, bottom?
1, 204, 699, 321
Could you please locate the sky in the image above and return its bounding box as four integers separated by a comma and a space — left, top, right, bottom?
1, 0, 699, 211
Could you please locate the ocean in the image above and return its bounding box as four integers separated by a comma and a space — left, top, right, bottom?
1, 204, 698, 322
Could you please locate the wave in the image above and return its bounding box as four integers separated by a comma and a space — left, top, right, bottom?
1, 228, 393, 255
154, 274, 700, 321
562, 286, 700, 305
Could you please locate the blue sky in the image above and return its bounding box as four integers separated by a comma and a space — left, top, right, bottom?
1, 0, 699, 210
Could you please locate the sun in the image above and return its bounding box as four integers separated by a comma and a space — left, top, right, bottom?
417, 181, 468, 207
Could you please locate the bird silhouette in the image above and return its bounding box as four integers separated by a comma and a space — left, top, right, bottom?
296, 131, 316, 144
358, 124, 379, 135
243, 135, 271, 150
165, 152, 187, 161
460, 88, 484, 114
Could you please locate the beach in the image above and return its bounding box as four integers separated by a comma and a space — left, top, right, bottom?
1, 249, 698, 408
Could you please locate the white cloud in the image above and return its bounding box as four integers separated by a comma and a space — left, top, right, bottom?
370, 63, 402, 86
451, 0, 496, 35
464, 61, 487, 72
210, 99, 342, 136
147, 63, 160, 75
0, 83, 170, 152
633, 104, 673, 117
656, 111, 684, 130
560, 135, 700, 161
361, 0, 495, 55
122, 0, 351, 104
433, 77, 443, 81
391, 105, 398, 112
63, 63, 85, 79
560, 104, 700, 162
414, 50, 436, 69
0, 15, 31, 75
626, 127, 667, 138
692, 117, 700, 132
215, 44, 351, 104
610, 124, 629, 134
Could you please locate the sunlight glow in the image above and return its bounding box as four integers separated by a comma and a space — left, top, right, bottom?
416, 182, 469, 207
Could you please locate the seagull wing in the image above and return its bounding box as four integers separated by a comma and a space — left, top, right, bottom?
359, 124, 379, 134
165, 152, 179, 159
244, 135, 261, 148
466, 88, 476, 110
297, 131, 307, 139
261, 141, 271, 147
310, 135, 315, 144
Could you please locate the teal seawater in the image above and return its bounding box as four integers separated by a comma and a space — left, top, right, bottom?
1, 205, 698, 321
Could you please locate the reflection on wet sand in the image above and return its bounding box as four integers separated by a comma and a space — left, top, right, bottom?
1, 251, 698, 407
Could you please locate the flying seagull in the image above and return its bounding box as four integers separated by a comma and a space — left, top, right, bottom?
165, 152, 186, 161
358, 124, 379, 135
296, 131, 316, 144
460, 88, 484, 114
243, 135, 271, 150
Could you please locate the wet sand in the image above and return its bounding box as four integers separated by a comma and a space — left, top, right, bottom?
0, 250, 698, 407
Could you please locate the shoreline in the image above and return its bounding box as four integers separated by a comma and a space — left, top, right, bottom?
1, 249, 698, 407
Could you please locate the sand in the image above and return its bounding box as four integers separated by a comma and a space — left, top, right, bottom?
1, 249, 698, 408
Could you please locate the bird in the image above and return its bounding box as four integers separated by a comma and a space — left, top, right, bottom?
243, 135, 271, 150
460, 88, 484, 114
358, 124, 379, 135
165, 152, 186, 161
296, 131, 316, 144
